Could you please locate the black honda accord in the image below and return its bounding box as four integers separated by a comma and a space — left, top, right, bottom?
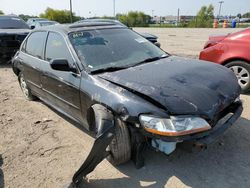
12, 21, 243, 183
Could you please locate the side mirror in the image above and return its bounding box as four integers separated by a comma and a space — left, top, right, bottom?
50, 59, 77, 73
30, 25, 35, 29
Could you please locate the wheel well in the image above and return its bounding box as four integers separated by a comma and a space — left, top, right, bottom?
86, 104, 115, 133
87, 107, 96, 132
222, 58, 250, 66
13, 67, 21, 76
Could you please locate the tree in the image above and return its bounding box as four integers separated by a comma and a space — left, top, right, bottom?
40, 7, 81, 23
19, 14, 37, 21
189, 4, 214, 28
0, 10, 4, 15
237, 13, 242, 19
117, 11, 151, 27
242, 12, 250, 18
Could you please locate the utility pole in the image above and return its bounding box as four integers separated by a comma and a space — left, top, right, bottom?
177, 8, 180, 26
151, 10, 154, 23
151, 10, 154, 18
113, 0, 116, 19
218, 1, 224, 18
70, 0, 73, 23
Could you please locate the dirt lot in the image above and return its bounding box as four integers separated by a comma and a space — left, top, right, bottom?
1, 28, 250, 188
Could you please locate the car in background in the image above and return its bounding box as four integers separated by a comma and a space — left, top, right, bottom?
26, 17, 48, 28
0, 15, 30, 63
76, 19, 161, 47
12, 21, 242, 181
199, 28, 250, 93
32, 20, 59, 29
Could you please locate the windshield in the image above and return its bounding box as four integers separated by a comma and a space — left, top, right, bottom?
0, 17, 29, 29
69, 28, 167, 72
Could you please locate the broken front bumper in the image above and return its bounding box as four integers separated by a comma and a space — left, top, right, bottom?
141, 101, 243, 144
69, 101, 242, 187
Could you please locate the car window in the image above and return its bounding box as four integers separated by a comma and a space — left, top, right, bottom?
45, 32, 73, 63
0, 17, 29, 29
69, 28, 166, 72
25, 31, 47, 59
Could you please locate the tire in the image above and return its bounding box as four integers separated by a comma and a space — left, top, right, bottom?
107, 118, 131, 166
225, 60, 250, 93
18, 73, 36, 101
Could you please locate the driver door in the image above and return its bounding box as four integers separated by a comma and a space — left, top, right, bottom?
40, 32, 82, 122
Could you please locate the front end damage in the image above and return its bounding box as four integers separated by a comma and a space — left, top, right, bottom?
69, 57, 243, 186
144, 100, 243, 154
70, 100, 242, 187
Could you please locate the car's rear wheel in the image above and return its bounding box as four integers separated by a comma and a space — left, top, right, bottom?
18, 73, 36, 101
225, 61, 250, 93
107, 118, 131, 166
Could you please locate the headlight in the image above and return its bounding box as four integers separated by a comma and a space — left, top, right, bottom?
139, 115, 211, 136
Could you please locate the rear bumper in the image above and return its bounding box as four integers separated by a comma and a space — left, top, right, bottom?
0, 34, 27, 61
0, 46, 19, 60
142, 101, 243, 143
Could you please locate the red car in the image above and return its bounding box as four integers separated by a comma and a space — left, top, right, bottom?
199, 28, 250, 93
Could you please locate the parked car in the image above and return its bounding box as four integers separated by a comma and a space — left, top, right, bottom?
0, 15, 30, 63
76, 19, 161, 47
12, 21, 242, 183
26, 17, 48, 28
32, 20, 59, 29
199, 28, 250, 93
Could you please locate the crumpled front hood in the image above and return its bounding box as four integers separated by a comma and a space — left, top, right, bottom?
98, 56, 240, 119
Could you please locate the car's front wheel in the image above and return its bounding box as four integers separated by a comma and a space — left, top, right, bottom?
18, 73, 36, 101
226, 60, 250, 93
107, 118, 131, 166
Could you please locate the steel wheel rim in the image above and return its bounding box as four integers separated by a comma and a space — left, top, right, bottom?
20, 76, 29, 98
230, 66, 250, 89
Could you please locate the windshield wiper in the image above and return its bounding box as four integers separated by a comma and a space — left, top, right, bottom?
131, 55, 168, 67
90, 55, 169, 74
90, 66, 128, 74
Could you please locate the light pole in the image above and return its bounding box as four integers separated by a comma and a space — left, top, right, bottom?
113, 0, 116, 19
70, 0, 73, 23
218, 1, 224, 18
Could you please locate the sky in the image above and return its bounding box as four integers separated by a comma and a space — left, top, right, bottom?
0, 0, 249, 17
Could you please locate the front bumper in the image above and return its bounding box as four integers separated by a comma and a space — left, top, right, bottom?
141, 101, 243, 143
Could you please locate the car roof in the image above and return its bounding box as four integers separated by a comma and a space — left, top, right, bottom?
37, 20, 57, 23
28, 18, 47, 20
34, 21, 126, 35
76, 19, 126, 26
0, 15, 21, 19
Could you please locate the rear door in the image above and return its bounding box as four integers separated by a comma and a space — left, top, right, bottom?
41, 32, 82, 122
19, 31, 47, 96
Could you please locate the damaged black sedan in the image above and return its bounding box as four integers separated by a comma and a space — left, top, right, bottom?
12, 22, 243, 184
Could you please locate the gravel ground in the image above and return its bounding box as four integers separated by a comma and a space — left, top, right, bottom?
0, 28, 250, 188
